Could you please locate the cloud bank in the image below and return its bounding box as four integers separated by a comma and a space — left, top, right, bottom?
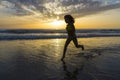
0, 0, 120, 20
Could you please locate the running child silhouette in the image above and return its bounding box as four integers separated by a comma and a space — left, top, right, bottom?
61, 15, 84, 60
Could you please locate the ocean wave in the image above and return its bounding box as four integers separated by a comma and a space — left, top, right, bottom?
0, 29, 120, 40
0, 29, 120, 34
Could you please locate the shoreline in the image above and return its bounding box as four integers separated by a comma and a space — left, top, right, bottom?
0, 36, 120, 41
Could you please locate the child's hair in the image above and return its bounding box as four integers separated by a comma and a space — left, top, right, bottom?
64, 15, 75, 23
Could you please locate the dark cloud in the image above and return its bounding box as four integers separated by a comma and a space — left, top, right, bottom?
66, 3, 120, 18
61, 0, 101, 7
1, 0, 120, 19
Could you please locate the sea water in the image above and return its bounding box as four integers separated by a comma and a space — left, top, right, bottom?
0, 29, 120, 40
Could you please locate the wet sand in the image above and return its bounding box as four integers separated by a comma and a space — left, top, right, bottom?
0, 37, 120, 80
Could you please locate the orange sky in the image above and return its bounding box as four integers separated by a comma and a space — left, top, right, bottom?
0, 0, 120, 29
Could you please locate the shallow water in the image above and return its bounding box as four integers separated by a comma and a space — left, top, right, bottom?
0, 37, 120, 80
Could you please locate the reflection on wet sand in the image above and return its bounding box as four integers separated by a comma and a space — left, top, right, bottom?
61, 59, 84, 80
61, 49, 103, 80
0, 37, 120, 80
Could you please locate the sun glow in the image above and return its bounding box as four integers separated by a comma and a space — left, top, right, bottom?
50, 20, 64, 29
51, 20, 64, 26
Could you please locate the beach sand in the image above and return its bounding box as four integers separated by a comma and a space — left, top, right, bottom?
0, 37, 120, 80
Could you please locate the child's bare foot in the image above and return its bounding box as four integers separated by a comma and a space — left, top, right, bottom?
81, 45, 84, 50
61, 58, 64, 61
61, 56, 65, 61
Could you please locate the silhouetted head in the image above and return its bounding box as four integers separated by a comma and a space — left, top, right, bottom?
64, 15, 75, 24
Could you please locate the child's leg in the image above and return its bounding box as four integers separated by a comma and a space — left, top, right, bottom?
73, 38, 84, 50
61, 38, 71, 60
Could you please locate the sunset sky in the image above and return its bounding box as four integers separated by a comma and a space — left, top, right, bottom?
0, 0, 120, 29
